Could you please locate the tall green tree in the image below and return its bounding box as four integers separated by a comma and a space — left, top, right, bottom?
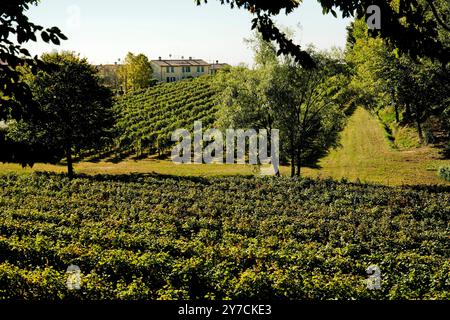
215, 34, 278, 133
0, 0, 67, 120
270, 52, 348, 176
118, 53, 153, 93
7, 52, 115, 178
395, 55, 449, 143
345, 19, 395, 112
215, 36, 347, 177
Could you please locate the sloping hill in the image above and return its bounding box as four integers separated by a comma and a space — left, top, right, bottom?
303, 107, 450, 185
113, 76, 218, 156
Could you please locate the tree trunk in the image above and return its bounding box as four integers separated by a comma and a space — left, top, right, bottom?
290, 154, 295, 177
416, 116, 424, 145
290, 139, 295, 178
405, 104, 411, 122
66, 143, 74, 180
394, 104, 400, 123
296, 149, 301, 177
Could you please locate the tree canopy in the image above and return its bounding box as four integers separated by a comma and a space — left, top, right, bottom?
118, 52, 154, 93
347, 17, 449, 145
5, 52, 115, 178
198, 0, 450, 68
215, 34, 349, 176
0, 0, 67, 120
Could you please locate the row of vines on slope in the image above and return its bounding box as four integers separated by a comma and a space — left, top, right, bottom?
113, 76, 219, 157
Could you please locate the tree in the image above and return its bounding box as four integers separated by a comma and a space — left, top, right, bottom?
395, 55, 449, 144
270, 52, 348, 176
345, 19, 395, 113
118, 53, 154, 93
347, 18, 450, 144
97, 64, 121, 94
6, 52, 115, 179
1, 0, 67, 120
215, 35, 347, 177
215, 34, 278, 134
198, 0, 450, 68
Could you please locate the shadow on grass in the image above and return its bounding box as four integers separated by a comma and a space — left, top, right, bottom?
84, 150, 133, 164
344, 103, 358, 117
18, 169, 450, 194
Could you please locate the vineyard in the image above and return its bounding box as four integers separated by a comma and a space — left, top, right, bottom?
113, 76, 218, 156
0, 172, 449, 300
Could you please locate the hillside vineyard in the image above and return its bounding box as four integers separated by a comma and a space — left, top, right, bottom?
113, 76, 218, 157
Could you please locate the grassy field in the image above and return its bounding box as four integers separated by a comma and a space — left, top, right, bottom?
0, 107, 449, 185
303, 107, 450, 185
0, 161, 259, 177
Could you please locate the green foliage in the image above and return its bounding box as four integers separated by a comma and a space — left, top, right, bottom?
0, 173, 449, 299
114, 76, 218, 156
215, 35, 348, 176
347, 18, 450, 145
214, 66, 273, 131
0, 127, 63, 166
438, 166, 450, 181
118, 53, 154, 93
270, 51, 349, 174
345, 20, 389, 110
198, 0, 450, 68
377, 107, 420, 150
5, 52, 115, 178
0, 0, 67, 120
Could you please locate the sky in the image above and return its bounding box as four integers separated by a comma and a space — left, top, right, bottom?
26, 0, 352, 66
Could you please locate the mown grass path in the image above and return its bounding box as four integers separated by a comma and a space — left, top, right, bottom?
303, 107, 450, 185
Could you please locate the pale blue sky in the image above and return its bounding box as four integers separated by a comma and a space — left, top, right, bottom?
27, 0, 352, 66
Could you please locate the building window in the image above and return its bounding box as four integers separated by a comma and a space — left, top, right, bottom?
183, 66, 191, 73
166, 67, 170, 73
167, 77, 170, 82
171, 67, 174, 73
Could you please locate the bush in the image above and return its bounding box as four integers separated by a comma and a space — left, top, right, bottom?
438, 166, 450, 182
